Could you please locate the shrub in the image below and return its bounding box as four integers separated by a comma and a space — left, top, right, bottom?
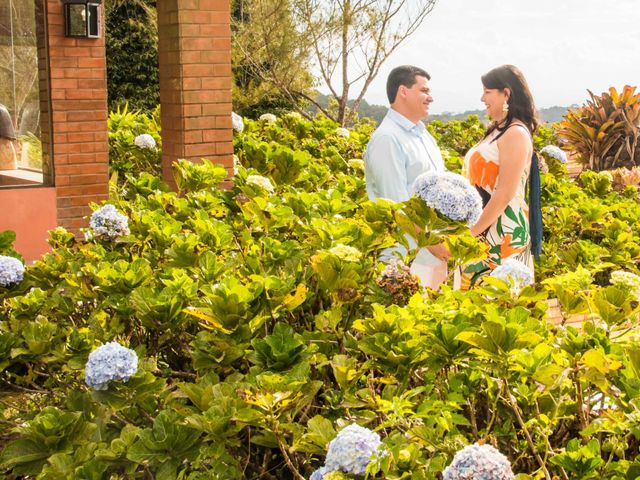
106, 0, 159, 112
108, 104, 161, 180
2, 114, 640, 479
557, 85, 640, 171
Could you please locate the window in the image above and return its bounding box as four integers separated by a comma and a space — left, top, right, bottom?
0, 0, 52, 188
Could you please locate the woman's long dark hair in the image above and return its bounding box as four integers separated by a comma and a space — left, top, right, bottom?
482, 65, 539, 138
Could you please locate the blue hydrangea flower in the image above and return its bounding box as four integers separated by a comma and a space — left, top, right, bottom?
443, 443, 514, 480
412, 171, 483, 225
324, 423, 382, 475
134, 133, 156, 149
540, 145, 567, 163
310, 466, 329, 480
0, 255, 24, 287
85, 342, 138, 390
490, 258, 534, 290
89, 204, 130, 241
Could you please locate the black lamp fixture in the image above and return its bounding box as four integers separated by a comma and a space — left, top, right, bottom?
63, 0, 102, 38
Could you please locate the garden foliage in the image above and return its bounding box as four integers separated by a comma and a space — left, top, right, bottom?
108, 105, 162, 180
105, 0, 159, 112
1, 114, 640, 479
558, 86, 640, 172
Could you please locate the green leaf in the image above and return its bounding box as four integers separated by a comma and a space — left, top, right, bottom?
0, 439, 50, 475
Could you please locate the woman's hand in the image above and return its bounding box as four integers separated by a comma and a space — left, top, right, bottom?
427, 243, 450, 262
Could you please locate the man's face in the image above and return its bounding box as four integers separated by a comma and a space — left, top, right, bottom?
399, 75, 433, 120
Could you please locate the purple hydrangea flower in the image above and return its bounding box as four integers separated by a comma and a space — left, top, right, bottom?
310, 466, 328, 480
0, 255, 24, 287
324, 424, 381, 475
89, 204, 130, 241
443, 443, 514, 480
412, 171, 483, 224
85, 342, 138, 390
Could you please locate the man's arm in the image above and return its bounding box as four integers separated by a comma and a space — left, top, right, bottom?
364, 135, 410, 202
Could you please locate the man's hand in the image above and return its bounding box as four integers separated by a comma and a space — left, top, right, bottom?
427, 243, 450, 262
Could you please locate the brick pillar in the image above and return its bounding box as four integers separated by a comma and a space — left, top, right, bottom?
46, 0, 109, 233
158, 0, 233, 189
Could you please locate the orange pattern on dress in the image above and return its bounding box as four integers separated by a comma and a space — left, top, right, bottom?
499, 234, 526, 259
468, 151, 499, 191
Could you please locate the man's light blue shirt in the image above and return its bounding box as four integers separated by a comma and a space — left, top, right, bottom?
364, 108, 445, 202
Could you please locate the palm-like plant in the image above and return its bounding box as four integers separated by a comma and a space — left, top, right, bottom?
557, 85, 640, 171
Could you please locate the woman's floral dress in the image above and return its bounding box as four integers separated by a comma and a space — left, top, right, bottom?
459, 129, 534, 288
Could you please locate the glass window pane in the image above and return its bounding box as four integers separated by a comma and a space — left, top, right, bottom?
0, 0, 51, 187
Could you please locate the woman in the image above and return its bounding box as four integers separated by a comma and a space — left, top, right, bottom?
459, 65, 539, 288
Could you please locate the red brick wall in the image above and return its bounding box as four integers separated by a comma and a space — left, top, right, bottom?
158, 0, 233, 188
46, 0, 109, 233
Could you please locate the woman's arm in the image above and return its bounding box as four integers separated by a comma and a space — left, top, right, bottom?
469, 127, 531, 237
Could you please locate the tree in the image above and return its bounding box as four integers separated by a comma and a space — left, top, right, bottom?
105, 0, 159, 112
297, 0, 437, 125
235, 0, 437, 125
232, 0, 315, 117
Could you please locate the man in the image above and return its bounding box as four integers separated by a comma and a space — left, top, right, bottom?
364, 65, 448, 288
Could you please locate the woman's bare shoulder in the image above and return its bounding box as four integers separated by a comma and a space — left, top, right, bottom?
497, 122, 531, 146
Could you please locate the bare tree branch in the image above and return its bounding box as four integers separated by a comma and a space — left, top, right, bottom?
297, 0, 437, 124
235, 0, 437, 124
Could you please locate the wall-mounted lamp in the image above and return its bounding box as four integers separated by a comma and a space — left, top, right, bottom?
63, 0, 102, 38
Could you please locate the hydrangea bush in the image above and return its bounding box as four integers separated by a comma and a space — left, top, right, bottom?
2, 113, 640, 480
84, 342, 138, 390
108, 106, 161, 179
412, 171, 483, 224
376, 260, 420, 304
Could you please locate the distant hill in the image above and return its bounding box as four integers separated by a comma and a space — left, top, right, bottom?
309, 92, 388, 124
430, 105, 576, 124
310, 91, 575, 125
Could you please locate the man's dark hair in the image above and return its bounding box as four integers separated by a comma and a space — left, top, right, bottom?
386, 65, 430, 104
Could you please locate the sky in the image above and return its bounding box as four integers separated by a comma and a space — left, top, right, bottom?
349, 0, 640, 114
